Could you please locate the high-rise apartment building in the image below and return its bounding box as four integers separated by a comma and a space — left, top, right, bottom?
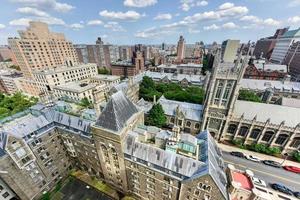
253, 28, 288, 60
75, 37, 109, 68
221, 40, 240, 63
0, 45, 17, 64
176, 36, 185, 62
270, 28, 300, 64
8, 21, 79, 78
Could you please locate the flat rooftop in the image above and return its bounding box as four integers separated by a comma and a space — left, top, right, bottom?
33, 63, 96, 75
54, 82, 97, 93
91, 74, 120, 82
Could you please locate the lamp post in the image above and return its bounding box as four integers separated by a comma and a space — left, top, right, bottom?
280, 153, 289, 166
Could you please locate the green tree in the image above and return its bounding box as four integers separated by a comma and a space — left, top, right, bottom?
293, 151, 300, 162
238, 90, 262, 103
80, 97, 92, 108
98, 67, 110, 75
146, 103, 166, 128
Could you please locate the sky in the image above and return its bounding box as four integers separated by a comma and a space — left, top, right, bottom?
1, 0, 300, 45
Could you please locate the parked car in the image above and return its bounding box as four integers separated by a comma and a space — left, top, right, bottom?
230, 151, 245, 158
262, 160, 281, 168
270, 183, 294, 196
251, 177, 267, 187
283, 166, 300, 174
246, 155, 261, 162
294, 192, 300, 199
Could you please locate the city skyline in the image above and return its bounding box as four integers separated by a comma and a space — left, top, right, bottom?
1, 0, 300, 45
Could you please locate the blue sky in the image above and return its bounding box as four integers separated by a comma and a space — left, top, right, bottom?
1, 0, 300, 45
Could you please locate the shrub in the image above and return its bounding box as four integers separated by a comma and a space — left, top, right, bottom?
293, 151, 300, 162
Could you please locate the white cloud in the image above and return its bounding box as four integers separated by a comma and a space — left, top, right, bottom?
154, 13, 172, 20
240, 15, 280, 26
87, 20, 103, 26
203, 24, 219, 30
288, 0, 300, 7
9, 18, 31, 26
99, 10, 143, 21
70, 23, 84, 30
124, 0, 157, 7
11, 0, 75, 13
263, 18, 280, 26
9, 16, 65, 26
222, 22, 238, 29
180, 0, 208, 11
240, 15, 261, 23
218, 2, 234, 10
104, 22, 126, 32
0, 24, 6, 29
184, 3, 248, 23
288, 16, 300, 24
16, 7, 49, 17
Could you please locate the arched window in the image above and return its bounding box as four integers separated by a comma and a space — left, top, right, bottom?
290, 137, 300, 149
261, 131, 275, 142
238, 126, 249, 137
249, 128, 261, 139
227, 124, 237, 134
195, 123, 200, 129
275, 134, 289, 145
186, 121, 191, 127
222, 83, 232, 100
214, 82, 224, 105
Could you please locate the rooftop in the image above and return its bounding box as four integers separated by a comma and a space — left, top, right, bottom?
91, 74, 120, 82
33, 63, 97, 75
95, 91, 139, 132
254, 62, 287, 73
233, 100, 300, 127
232, 171, 253, 190
158, 96, 203, 121
240, 79, 300, 92
111, 60, 134, 67
53, 82, 97, 93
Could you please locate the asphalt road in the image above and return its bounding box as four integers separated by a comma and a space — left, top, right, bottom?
223, 151, 300, 192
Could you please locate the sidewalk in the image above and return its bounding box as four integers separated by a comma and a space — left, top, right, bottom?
217, 143, 300, 168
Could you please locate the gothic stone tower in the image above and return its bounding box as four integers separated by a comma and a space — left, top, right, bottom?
201, 51, 248, 140
91, 91, 144, 193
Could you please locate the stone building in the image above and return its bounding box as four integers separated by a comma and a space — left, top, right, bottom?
0, 91, 228, 200
200, 50, 300, 155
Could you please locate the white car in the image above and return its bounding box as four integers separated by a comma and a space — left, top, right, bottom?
246, 155, 261, 162
251, 177, 267, 187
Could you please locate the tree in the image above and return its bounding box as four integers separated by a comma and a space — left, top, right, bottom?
238, 90, 262, 103
146, 103, 167, 128
98, 67, 110, 75
80, 97, 92, 108
293, 151, 300, 162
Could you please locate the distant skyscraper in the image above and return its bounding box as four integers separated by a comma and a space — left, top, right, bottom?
8, 21, 78, 78
253, 28, 288, 60
221, 39, 240, 63
270, 28, 300, 64
176, 35, 185, 62
162, 42, 166, 50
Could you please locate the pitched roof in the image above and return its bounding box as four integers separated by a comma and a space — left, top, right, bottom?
95, 91, 138, 132
233, 100, 300, 127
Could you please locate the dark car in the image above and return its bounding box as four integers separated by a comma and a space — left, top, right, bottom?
262, 160, 281, 168
230, 151, 245, 158
294, 192, 300, 199
271, 183, 294, 196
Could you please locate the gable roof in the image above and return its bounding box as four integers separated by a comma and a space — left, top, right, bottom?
95, 91, 138, 132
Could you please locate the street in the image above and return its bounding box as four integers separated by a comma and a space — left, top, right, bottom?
223, 151, 300, 192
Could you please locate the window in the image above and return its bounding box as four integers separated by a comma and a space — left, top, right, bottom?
249, 128, 261, 139
275, 134, 289, 145
238, 126, 249, 137
261, 131, 274, 142
2, 192, 9, 198
227, 124, 237, 134
195, 123, 200, 129
290, 137, 300, 148
178, 120, 183, 126
186, 121, 191, 127
170, 117, 175, 124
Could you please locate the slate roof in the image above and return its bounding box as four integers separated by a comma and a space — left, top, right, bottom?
158, 96, 203, 121
233, 100, 300, 127
95, 91, 139, 132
